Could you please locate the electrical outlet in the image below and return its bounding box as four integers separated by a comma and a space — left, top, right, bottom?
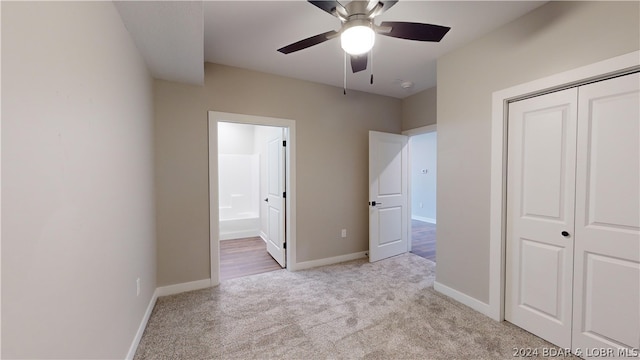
136, 278, 141, 296
341, 229, 347, 238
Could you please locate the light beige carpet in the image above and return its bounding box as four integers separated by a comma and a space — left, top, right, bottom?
135, 253, 575, 359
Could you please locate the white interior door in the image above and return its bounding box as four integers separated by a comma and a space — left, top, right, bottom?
266, 129, 286, 267
369, 131, 408, 262
571, 72, 640, 354
505, 88, 578, 349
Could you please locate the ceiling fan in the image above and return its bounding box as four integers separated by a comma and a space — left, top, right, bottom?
277, 0, 451, 75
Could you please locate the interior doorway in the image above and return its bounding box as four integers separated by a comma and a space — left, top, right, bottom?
405, 125, 437, 262
217, 122, 285, 281
208, 111, 297, 286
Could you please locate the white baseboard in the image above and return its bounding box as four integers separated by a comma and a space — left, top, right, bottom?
412, 215, 436, 224
126, 289, 158, 360
219, 230, 260, 241
293, 251, 367, 271
433, 281, 493, 319
259, 231, 267, 242
127, 278, 213, 358
156, 278, 212, 297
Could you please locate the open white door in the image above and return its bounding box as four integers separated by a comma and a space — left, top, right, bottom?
265, 129, 286, 267
369, 131, 408, 262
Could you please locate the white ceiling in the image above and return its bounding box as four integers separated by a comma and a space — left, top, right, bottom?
115, 1, 204, 84
118, 1, 546, 98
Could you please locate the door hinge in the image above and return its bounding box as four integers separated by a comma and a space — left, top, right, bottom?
283, 140, 287, 147
283, 242, 286, 249
283, 191, 286, 198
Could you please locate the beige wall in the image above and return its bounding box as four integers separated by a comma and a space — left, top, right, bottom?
436, 1, 640, 303
401, 86, 437, 131
2, 2, 156, 358
155, 63, 402, 286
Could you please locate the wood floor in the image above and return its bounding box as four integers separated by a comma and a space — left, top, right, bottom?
219, 237, 282, 281
410, 219, 436, 262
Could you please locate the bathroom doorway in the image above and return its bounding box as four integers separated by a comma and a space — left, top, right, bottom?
209, 112, 295, 283
217, 121, 287, 280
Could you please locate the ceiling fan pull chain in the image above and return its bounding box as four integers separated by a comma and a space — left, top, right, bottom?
370, 48, 374, 85
343, 51, 347, 95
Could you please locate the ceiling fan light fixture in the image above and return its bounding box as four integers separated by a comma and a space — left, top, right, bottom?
340, 22, 375, 55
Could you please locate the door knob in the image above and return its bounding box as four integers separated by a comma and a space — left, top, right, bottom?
561, 231, 570, 237
264, 198, 269, 202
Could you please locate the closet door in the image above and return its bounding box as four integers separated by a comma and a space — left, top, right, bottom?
572, 72, 640, 354
505, 88, 578, 349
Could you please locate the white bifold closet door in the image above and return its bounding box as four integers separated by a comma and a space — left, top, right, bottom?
571, 73, 639, 354
506, 72, 639, 356
506, 87, 578, 349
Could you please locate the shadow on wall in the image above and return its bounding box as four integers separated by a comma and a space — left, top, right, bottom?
495, 1, 578, 48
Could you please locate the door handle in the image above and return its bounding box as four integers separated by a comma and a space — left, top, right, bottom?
369, 201, 383, 207
264, 198, 269, 202
561, 231, 570, 237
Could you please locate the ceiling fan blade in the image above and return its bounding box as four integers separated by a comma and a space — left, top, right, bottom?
308, 1, 341, 17
277, 30, 338, 54
379, 21, 451, 42
350, 54, 368, 73
369, 1, 398, 18
378, 1, 399, 14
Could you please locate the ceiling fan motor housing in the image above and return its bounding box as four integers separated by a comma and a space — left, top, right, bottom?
341, 18, 376, 55
338, 2, 379, 55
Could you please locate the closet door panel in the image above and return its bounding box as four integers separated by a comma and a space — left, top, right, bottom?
505, 88, 578, 349
573, 72, 640, 353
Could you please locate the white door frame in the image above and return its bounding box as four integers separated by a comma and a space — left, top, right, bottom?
208, 111, 297, 286
487, 51, 640, 321
402, 124, 437, 253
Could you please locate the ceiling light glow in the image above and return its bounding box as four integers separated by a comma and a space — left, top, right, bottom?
341, 25, 375, 55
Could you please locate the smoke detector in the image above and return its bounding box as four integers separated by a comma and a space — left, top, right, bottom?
400, 81, 414, 89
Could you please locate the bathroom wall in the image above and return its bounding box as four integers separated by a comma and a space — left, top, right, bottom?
218, 122, 260, 239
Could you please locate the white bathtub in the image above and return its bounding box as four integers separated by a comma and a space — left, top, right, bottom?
219, 212, 260, 240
